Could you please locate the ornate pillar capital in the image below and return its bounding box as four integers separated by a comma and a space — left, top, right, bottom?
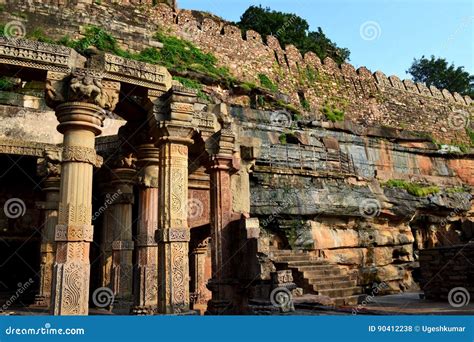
45, 69, 121, 111
136, 143, 160, 189
45, 69, 120, 136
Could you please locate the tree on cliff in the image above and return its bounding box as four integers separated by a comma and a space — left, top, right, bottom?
407, 55, 474, 98
237, 5, 350, 64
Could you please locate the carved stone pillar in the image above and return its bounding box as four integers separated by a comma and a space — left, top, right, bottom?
153, 86, 196, 314
33, 149, 61, 307
46, 69, 120, 315
132, 143, 159, 315
109, 167, 136, 310
206, 107, 239, 314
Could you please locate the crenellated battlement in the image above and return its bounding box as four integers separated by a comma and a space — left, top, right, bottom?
0, 0, 472, 144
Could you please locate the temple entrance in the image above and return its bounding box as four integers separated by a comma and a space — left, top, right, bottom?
0, 154, 42, 308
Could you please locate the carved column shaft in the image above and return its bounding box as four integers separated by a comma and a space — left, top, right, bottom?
132, 144, 159, 315
34, 176, 60, 307
52, 103, 104, 315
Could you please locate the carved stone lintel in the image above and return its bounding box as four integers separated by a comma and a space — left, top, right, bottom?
89, 52, 172, 91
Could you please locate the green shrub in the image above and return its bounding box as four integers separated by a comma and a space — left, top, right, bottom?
27, 28, 55, 44
300, 98, 310, 111
240, 81, 257, 92
467, 128, 474, 146
445, 186, 469, 193
321, 104, 344, 122
151, 31, 230, 80
258, 73, 278, 92
385, 179, 440, 197
68, 25, 128, 56
172, 76, 209, 101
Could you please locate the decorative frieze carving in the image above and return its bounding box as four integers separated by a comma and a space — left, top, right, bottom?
55, 224, 93, 242
89, 52, 172, 91
0, 139, 58, 157
58, 203, 92, 226
156, 228, 190, 243
62, 146, 102, 167
0, 37, 85, 73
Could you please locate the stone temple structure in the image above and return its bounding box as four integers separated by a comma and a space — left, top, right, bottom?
0, 0, 472, 315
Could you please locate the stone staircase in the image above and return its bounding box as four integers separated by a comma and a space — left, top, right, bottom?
269, 248, 363, 306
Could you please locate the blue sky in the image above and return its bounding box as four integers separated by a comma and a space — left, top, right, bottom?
179, 0, 473, 79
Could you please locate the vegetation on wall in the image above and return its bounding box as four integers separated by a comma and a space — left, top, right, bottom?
258, 73, 278, 92
237, 5, 350, 65
321, 104, 344, 122
384, 179, 440, 197
467, 128, 474, 146
172, 76, 209, 101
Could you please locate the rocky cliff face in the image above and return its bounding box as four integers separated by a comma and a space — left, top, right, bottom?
232, 106, 473, 293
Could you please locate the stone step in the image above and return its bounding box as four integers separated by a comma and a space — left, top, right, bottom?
301, 268, 343, 277
273, 255, 315, 262
285, 260, 327, 267
317, 287, 363, 298
311, 280, 356, 290
333, 295, 362, 306
307, 275, 349, 284
269, 249, 306, 255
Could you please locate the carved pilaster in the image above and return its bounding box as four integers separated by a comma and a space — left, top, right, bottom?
190, 238, 212, 313
206, 107, 241, 314
153, 86, 196, 314
48, 70, 120, 316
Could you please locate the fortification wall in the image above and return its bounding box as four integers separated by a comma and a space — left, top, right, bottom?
1, 0, 472, 145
